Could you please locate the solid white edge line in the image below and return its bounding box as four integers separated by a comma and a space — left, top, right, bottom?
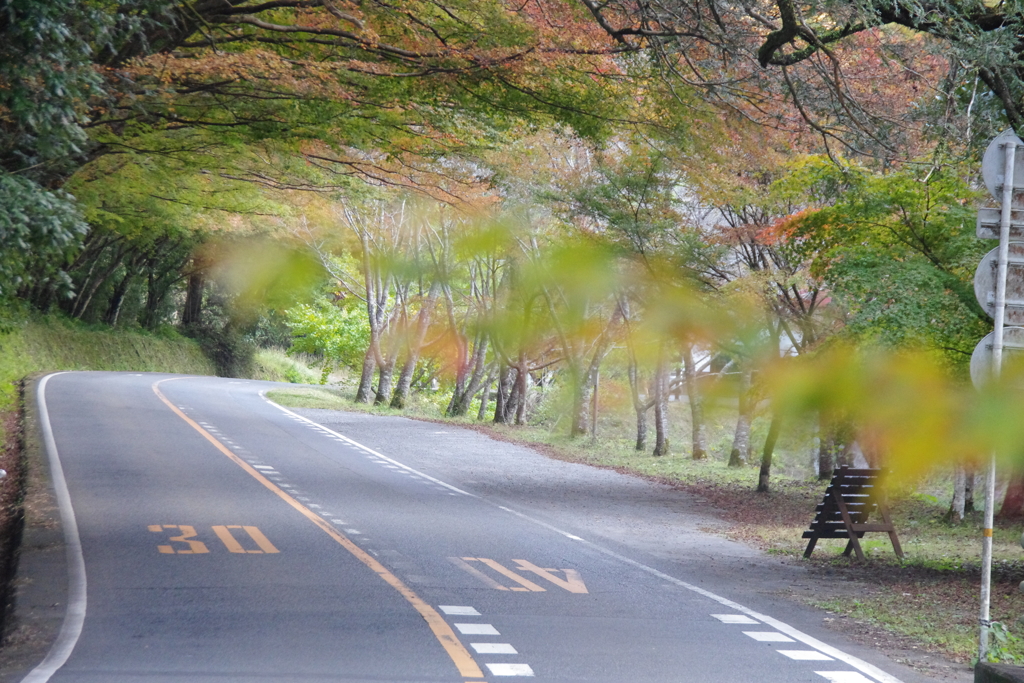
21, 373, 87, 683
492, 496, 903, 683
259, 392, 476, 498
259, 391, 903, 683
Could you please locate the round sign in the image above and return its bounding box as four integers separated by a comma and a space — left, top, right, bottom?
982, 129, 1024, 202
970, 326, 1024, 390
973, 241, 1024, 320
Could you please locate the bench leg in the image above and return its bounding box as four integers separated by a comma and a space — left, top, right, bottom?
842, 534, 866, 561
804, 536, 818, 559
888, 531, 904, 560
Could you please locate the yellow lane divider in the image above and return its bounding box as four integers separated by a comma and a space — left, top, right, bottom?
152, 380, 484, 679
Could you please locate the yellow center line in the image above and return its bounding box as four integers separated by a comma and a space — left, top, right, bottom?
152, 380, 484, 679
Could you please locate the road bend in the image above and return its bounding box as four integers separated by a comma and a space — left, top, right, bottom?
16, 371, 931, 683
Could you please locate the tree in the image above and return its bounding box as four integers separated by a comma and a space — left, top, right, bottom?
285, 296, 371, 383
580, 0, 1009, 154
26, 1, 635, 193
777, 155, 987, 367
0, 0, 107, 306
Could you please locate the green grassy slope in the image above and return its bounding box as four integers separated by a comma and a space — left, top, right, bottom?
0, 315, 218, 638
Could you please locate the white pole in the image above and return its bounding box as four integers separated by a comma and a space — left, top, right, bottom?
980, 137, 1017, 661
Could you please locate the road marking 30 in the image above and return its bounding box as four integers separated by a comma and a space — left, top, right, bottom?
148, 525, 209, 554
149, 525, 279, 554
212, 525, 279, 553
153, 379, 484, 680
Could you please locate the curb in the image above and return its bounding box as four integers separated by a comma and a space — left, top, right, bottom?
0, 375, 68, 681
977, 663, 1024, 683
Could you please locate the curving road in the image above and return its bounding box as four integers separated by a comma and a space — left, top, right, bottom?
9, 372, 941, 683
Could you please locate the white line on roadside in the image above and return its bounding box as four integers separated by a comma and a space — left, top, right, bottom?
261, 394, 475, 498
22, 373, 87, 683
816, 673, 875, 683
259, 393, 904, 683
489, 499, 904, 683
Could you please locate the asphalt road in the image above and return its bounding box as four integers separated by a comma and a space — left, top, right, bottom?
10, 372, 943, 682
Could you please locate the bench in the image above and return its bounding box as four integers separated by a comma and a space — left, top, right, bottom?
802, 466, 903, 561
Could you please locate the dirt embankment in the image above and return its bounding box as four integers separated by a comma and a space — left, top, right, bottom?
0, 383, 25, 641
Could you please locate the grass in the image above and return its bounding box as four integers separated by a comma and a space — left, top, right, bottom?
0, 313, 223, 641
0, 313, 217, 478
269, 382, 1024, 666
251, 348, 320, 384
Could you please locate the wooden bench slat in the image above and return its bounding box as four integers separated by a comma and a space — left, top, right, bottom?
803, 467, 902, 561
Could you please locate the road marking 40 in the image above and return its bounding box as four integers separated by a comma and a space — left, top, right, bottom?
148, 525, 279, 554
450, 557, 588, 593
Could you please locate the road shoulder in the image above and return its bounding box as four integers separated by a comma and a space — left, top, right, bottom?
0, 376, 67, 682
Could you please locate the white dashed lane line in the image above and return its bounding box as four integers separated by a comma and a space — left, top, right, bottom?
259, 398, 905, 683
712, 614, 759, 624
780, 650, 835, 661
716, 613, 886, 682
455, 623, 500, 635
745, 631, 795, 642
438, 606, 479, 616
439, 606, 533, 677
487, 663, 535, 676
473, 643, 518, 654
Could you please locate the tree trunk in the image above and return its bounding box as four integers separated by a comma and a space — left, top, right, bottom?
390, 356, 416, 409
729, 369, 753, 467
182, 269, 205, 326
570, 316, 617, 438
141, 272, 162, 330
948, 465, 967, 524
635, 406, 648, 452
816, 413, 840, 480
652, 354, 669, 457
477, 372, 494, 421
103, 268, 134, 326
626, 344, 646, 452
374, 355, 398, 406
390, 283, 440, 409
355, 347, 376, 403
683, 346, 707, 460
571, 364, 592, 437
447, 334, 490, 417
71, 252, 125, 320
756, 409, 783, 493
590, 368, 599, 439
494, 363, 511, 424
514, 359, 529, 425
503, 366, 521, 424
138, 241, 188, 330
999, 471, 1024, 519
965, 469, 976, 513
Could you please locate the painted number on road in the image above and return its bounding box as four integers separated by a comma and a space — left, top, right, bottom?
149, 525, 278, 554
450, 557, 588, 593
148, 525, 209, 554
211, 525, 280, 554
